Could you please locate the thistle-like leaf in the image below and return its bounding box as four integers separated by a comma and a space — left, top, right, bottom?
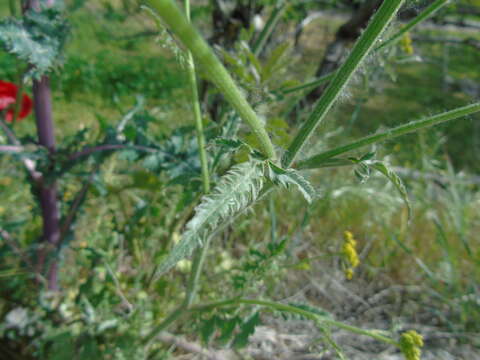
232, 312, 261, 349
155, 161, 265, 276
0, 6, 69, 78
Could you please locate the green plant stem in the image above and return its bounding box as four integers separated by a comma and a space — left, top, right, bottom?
146, 0, 276, 159
184, 236, 211, 306
143, 305, 185, 345
252, 2, 287, 56
376, 0, 449, 51
183, 0, 210, 307
296, 102, 480, 169
279, 72, 336, 95
184, 0, 209, 194
184, 0, 210, 308
9, 0, 17, 16
283, 0, 405, 167
144, 2, 213, 346
279, 0, 448, 97
191, 298, 398, 346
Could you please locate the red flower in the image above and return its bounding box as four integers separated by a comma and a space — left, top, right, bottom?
0, 80, 33, 122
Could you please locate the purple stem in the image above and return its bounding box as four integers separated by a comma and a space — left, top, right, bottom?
24, 0, 61, 291
33, 77, 61, 291
33, 77, 56, 151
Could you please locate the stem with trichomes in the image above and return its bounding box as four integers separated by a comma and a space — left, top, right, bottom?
143, 0, 212, 346
278, 0, 449, 98
283, 0, 405, 167
146, 0, 276, 159
252, 1, 287, 57
183, 0, 211, 307
184, 1, 209, 195
296, 102, 480, 169
376, 0, 449, 51
191, 298, 398, 346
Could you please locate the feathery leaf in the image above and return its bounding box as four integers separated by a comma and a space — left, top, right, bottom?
155, 160, 265, 277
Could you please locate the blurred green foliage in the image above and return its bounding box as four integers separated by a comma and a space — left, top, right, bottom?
0, 0, 479, 358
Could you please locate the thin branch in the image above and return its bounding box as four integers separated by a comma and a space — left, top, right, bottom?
283, 0, 405, 167
59, 163, 101, 241
191, 298, 398, 347
252, 1, 287, 56
0, 118, 42, 182
412, 35, 480, 51
296, 102, 480, 169
68, 144, 157, 162
0, 145, 25, 153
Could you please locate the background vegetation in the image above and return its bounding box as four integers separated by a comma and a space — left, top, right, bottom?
0, 0, 479, 359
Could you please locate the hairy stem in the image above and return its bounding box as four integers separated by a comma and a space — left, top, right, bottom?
283, 0, 405, 167
278, 0, 447, 97
146, 0, 276, 159
143, 305, 186, 345
192, 298, 398, 346
144, 1, 213, 346
183, 0, 211, 307
376, 0, 449, 51
252, 2, 287, 56
296, 102, 480, 169
0, 118, 42, 181
68, 144, 156, 162
184, 0, 210, 194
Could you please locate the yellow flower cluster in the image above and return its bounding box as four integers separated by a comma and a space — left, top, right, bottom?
400, 32, 414, 55
399, 330, 424, 360
342, 231, 359, 280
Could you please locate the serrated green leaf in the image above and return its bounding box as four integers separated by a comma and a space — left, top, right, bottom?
268, 163, 316, 203
262, 42, 290, 82
217, 316, 240, 345
200, 316, 218, 345
0, 6, 69, 78
287, 303, 333, 319
369, 161, 412, 219
212, 138, 250, 154
232, 312, 261, 349
155, 161, 265, 277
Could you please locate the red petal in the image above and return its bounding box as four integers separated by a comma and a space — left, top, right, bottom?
19, 93, 33, 119
0, 80, 33, 122
0, 80, 17, 96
